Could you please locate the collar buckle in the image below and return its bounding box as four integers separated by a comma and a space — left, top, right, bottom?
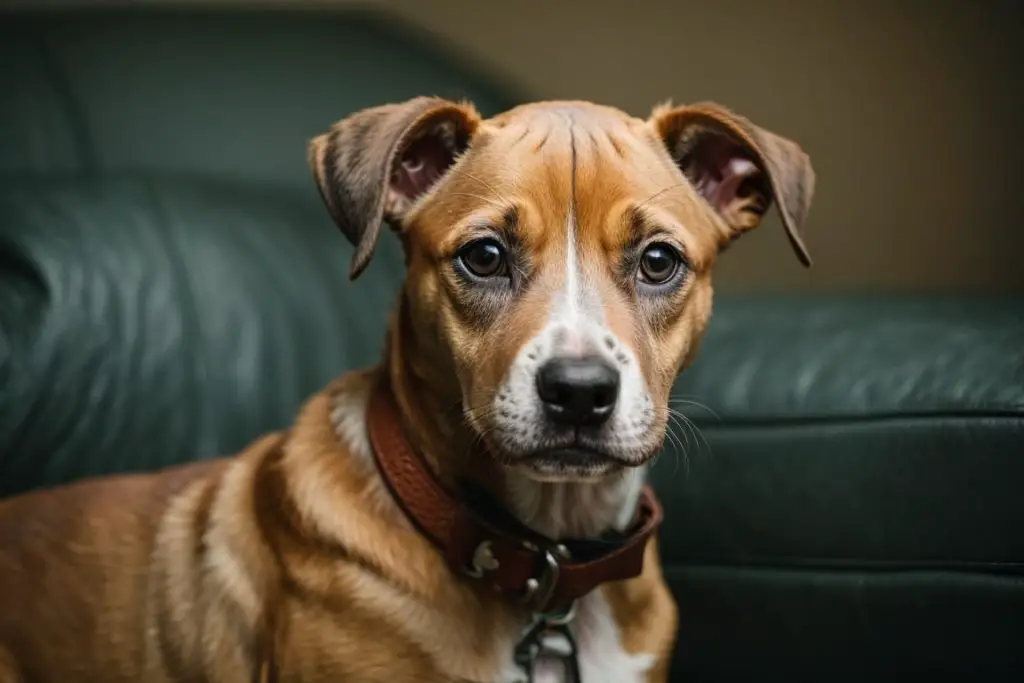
520, 543, 571, 612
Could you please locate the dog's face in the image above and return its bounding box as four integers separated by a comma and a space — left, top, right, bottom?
310, 98, 813, 482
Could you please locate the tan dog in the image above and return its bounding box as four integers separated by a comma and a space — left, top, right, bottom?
0, 97, 814, 683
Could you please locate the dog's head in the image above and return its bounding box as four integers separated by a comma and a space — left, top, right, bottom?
309, 97, 813, 483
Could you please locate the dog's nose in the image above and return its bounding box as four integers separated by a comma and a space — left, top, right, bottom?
536, 357, 619, 426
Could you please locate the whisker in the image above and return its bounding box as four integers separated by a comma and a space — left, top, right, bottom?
662, 425, 685, 479
669, 407, 713, 463
675, 417, 694, 476
447, 191, 508, 210
663, 409, 691, 478
449, 167, 509, 204
667, 397, 722, 423
635, 182, 692, 212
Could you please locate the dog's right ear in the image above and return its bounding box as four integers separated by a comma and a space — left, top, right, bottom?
308, 97, 481, 280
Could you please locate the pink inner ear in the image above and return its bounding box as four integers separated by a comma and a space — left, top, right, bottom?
391, 135, 455, 201
682, 136, 760, 214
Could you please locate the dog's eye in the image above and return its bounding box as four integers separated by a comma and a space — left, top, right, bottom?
458, 239, 507, 278
638, 243, 681, 285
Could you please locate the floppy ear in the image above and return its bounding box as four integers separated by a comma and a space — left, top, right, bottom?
308, 96, 481, 279
650, 102, 815, 267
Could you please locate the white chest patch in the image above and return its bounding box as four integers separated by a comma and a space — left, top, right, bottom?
498, 591, 654, 683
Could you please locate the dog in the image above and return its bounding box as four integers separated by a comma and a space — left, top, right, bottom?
0, 96, 814, 683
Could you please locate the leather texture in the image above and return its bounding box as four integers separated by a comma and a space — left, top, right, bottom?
0, 176, 397, 494
2, 6, 1023, 681
665, 565, 1024, 681
668, 296, 1024, 421
654, 297, 1024, 679
656, 296, 1024, 565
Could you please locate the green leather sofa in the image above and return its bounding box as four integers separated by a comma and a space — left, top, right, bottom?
2, 7, 1023, 681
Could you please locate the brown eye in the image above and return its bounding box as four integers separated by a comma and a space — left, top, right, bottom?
638, 243, 681, 284
458, 239, 507, 278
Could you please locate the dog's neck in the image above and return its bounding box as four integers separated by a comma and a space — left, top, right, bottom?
370, 293, 646, 541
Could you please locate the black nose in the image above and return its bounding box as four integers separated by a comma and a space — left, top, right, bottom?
536, 356, 620, 427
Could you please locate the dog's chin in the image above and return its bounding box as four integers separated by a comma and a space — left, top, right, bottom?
508, 448, 625, 483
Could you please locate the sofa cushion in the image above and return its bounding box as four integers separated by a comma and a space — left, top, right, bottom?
655, 296, 1024, 565
652, 296, 1024, 679
0, 176, 401, 496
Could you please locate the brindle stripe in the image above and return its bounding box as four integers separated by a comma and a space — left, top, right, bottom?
190, 469, 219, 558
155, 470, 220, 681
532, 120, 551, 151
509, 124, 529, 147
250, 434, 401, 606
608, 131, 627, 159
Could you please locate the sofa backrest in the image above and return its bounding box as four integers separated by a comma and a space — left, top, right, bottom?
0, 7, 515, 494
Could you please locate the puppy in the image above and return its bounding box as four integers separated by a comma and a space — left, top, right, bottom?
0, 97, 814, 683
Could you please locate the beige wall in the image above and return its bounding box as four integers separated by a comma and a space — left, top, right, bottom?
12, 0, 1024, 294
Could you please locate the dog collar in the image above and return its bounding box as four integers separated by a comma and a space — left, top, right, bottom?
366, 380, 663, 614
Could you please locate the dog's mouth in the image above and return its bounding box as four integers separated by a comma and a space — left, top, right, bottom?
474, 421, 660, 482
511, 446, 625, 482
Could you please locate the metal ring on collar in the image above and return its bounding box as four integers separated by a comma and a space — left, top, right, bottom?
520, 544, 571, 611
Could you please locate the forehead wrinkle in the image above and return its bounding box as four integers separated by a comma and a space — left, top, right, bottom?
491, 118, 577, 303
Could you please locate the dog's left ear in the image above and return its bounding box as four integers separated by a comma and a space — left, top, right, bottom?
308, 97, 482, 279
650, 102, 815, 267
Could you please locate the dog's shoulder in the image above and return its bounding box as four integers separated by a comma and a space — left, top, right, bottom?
0, 457, 228, 550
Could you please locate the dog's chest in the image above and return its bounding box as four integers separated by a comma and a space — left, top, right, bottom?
497, 592, 654, 683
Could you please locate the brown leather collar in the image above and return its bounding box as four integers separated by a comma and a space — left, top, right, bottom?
366, 380, 663, 614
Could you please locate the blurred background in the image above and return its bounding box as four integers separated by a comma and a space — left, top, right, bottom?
10, 0, 1024, 294
2, 1, 1023, 680
348, 0, 1024, 294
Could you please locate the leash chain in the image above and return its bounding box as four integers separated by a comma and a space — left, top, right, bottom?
512, 600, 581, 683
